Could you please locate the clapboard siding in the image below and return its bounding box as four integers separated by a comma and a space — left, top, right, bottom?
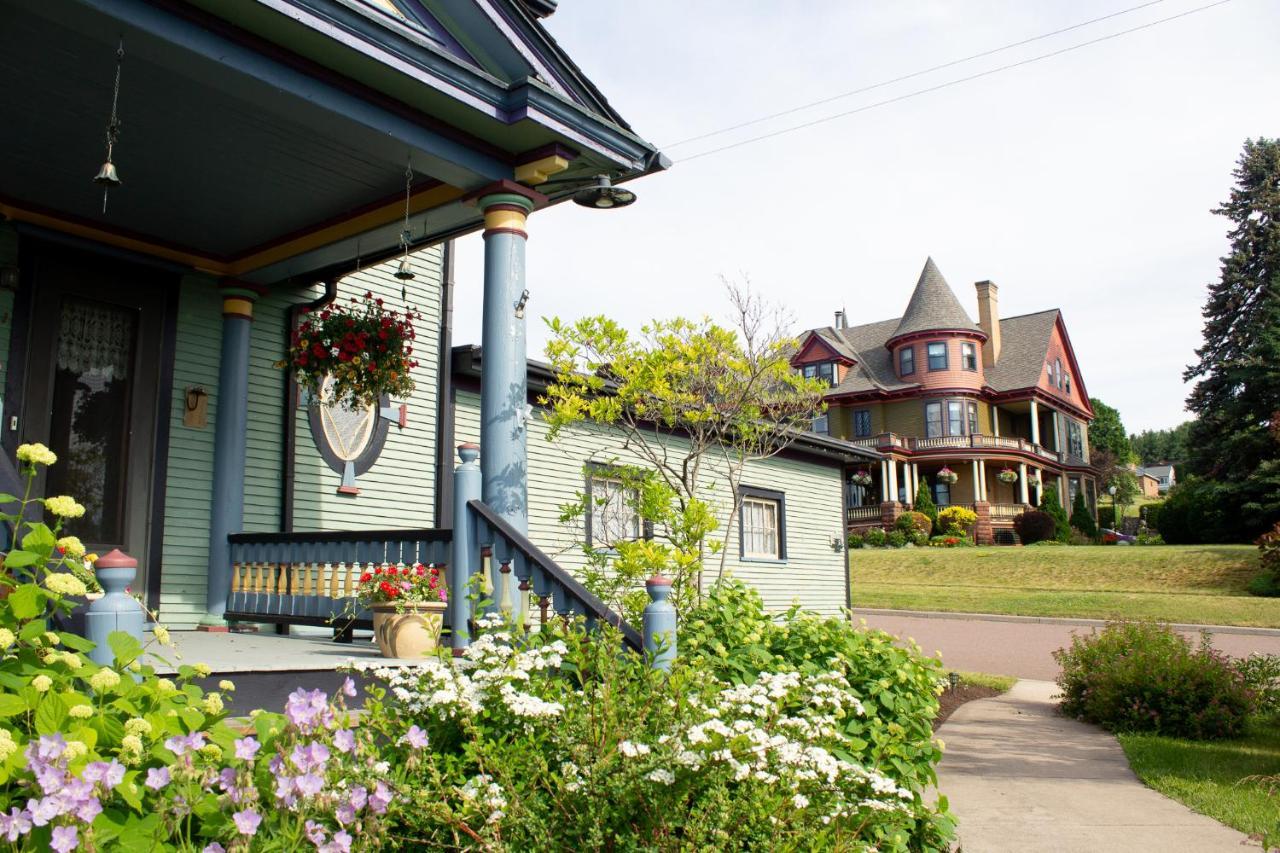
453, 390, 849, 615
291, 247, 443, 531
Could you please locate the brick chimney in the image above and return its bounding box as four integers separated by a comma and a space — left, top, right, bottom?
975, 280, 1000, 367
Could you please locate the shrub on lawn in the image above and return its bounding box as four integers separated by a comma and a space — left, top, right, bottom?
1139, 501, 1164, 532
1249, 522, 1280, 597
936, 506, 977, 536
863, 527, 887, 547
886, 529, 907, 548
1234, 654, 1280, 720
897, 511, 933, 538
1040, 485, 1072, 542
913, 483, 939, 532
1097, 505, 1117, 530
908, 530, 930, 547
1070, 490, 1097, 539
1054, 621, 1253, 739
846, 531, 865, 550
928, 535, 972, 548
1158, 478, 1247, 544
1014, 510, 1057, 545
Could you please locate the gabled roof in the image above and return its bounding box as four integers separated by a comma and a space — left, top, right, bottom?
983, 310, 1060, 392
888, 258, 983, 343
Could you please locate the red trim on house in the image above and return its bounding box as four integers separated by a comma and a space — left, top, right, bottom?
791, 332, 855, 368
884, 327, 988, 351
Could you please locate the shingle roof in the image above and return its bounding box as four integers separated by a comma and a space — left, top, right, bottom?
983, 309, 1059, 392
889, 258, 982, 341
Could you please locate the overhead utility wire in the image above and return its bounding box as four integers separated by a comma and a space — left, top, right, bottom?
677, 0, 1235, 164
665, 0, 1170, 149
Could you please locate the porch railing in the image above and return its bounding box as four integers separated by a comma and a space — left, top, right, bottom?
852, 431, 1070, 462
845, 505, 881, 524
989, 503, 1027, 521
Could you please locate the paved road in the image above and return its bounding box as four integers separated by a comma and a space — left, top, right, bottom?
857, 611, 1280, 679
936, 680, 1254, 852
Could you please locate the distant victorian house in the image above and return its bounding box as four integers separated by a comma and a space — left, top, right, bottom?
794, 259, 1098, 545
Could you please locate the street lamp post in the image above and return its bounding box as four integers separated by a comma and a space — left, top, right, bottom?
1108, 485, 1118, 532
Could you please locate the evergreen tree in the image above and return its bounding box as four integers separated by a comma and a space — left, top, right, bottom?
1087, 398, 1133, 462
1184, 138, 1280, 540
913, 479, 938, 533
1070, 489, 1097, 539
1130, 421, 1194, 467
1040, 485, 1071, 542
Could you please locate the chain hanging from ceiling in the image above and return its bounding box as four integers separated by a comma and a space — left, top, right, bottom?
92, 36, 125, 214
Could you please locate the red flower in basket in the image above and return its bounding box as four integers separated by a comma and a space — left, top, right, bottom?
357, 563, 447, 606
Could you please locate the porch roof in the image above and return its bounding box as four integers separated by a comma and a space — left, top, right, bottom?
0, 0, 666, 282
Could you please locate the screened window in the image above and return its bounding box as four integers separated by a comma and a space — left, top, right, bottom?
853, 409, 872, 438
803, 362, 836, 387
739, 487, 786, 561
587, 471, 640, 547
961, 342, 978, 371
812, 413, 829, 434
927, 342, 948, 371
925, 402, 944, 438
899, 346, 915, 376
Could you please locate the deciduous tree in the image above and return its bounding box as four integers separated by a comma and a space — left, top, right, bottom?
1087, 398, 1133, 462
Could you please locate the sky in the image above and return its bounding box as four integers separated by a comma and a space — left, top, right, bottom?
451, 0, 1280, 434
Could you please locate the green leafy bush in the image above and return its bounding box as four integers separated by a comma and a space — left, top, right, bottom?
912, 483, 938, 532
1234, 654, 1280, 720
1158, 478, 1250, 544
936, 506, 977, 536
846, 531, 865, 550
1140, 501, 1164, 531
896, 511, 933, 537
1054, 621, 1253, 739
927, 535, 972, 548
1097, 505, 1117, 530
908, 530, 930, 547
886, 529, 907, 548
1014, 510, 1056, 544
1250, 522, 1280, 597
863, 527, 887, 548
1070, 490, 1097, 538
1040, 486, 1072, 542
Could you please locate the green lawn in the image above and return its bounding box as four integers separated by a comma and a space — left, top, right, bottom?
1120, 720, 1280, 847
850, 544, 1280, 627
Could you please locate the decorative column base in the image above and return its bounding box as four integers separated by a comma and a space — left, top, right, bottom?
880, 501, 902, 528
973, 501, 993, 545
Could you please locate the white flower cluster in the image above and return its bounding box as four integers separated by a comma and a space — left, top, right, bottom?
459, 774, 507, 824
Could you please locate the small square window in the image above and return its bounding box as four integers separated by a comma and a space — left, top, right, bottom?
740, 488, 786, 561
927, 342, 948, 371
899, 346, 915, 376
961, 342, 978, 371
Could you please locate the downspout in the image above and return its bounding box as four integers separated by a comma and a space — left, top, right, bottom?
281, 279, 338, 533
434, 241, 456, 528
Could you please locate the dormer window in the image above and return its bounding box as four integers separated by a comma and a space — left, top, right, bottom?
899, 346, 915, 376
802, 362, 836, 387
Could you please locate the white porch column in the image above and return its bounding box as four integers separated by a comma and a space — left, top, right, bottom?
912, 464, 920, 501
1018, 462, 1030, 504
992, 404, 1000, 437
1052, 409, 1061, 452
880, 460, 889, 502
1029, 400, 1041, 446
887, 459, 900, 503
979, 461, 989, 501
903, 461, 915, 505
1059, 474, 1068, 508
1034, 467, 1042, 505
971, 460, 982, 502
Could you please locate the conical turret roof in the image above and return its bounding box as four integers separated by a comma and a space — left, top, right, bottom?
888, 258, 983, 343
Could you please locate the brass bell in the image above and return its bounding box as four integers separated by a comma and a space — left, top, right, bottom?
394, 256, 415, 281
93, 161, 121, 187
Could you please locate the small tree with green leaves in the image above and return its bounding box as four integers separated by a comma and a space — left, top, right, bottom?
1040, 484, 1072, 542
543, 282, 826, 612
912, 480, 938, 533
1070, 489, 1097, 539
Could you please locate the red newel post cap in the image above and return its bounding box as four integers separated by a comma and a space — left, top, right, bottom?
94, 549, 137, 570
646, 574, 672, 587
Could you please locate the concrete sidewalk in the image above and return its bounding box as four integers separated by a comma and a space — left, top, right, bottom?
935, 680, 1256, 852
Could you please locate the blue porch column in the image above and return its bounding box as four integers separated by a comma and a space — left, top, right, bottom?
475, 181, 546, 532
200, 282, 263, 630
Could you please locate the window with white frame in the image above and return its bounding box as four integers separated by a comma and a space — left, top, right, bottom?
739, 487, 785, 561
586, 468, 640, 547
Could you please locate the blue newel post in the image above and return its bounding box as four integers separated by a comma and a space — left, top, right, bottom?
450, 443, 482, 653
475, 180, 546, 535
643, 574, 677, 671
85, 549, 144, 667
201, 282, 262, 630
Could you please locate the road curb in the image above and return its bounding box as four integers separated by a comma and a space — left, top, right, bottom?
851, 607, 1280, 638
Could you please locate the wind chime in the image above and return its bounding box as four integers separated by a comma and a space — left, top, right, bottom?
394, 158, 415, 300
93, 37, 125, 214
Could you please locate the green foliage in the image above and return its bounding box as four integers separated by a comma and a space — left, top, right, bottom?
936, 506, 976, 535
1054, 622, 1253, 739
912, 482, 938, 531
862, 527, 887, 548
1088, 398, 1134, 462
927, 535, 973, 548
1130, 421, 1194, 467
1040, 486, 1072, 542
1183, 138, 1280, 540
1235, 654, 1280, 720
896, 511, 932, 537
1140, 501, 1164, 531
1097, 505, 1116, 530
885, 530, 907, 548
1250, 522, 1280, 596
1158, 478, 1249, 544
846, 531, 865, 550
1014, 510, 1057, 545
1070, 489, 1097, 538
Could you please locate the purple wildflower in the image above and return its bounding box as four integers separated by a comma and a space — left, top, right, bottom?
274, 775, 297, 807
145, 767, 170, 790
335, 802, 355, 826
401, 725, 429, 749
234, 736, 260, 761
340, 677, 357, 698
28, 734, 66, 764
202, 844, 226, 853
232, 808, 262, 836
318, 830, 353, 853
369, 780, 392, 815
284, 688, 333, 733
268, 754, 285, 775
332, 729, 355, 753
295, 772, 324, 798
163, 732, 205, 757
348, 785, 367, 811
27, 796, 63, 826
83, 760, 125, 791
0, 807, 31, 841
290, 741, 330, 772
305, 820, 327, 844
50, 824, 78, 853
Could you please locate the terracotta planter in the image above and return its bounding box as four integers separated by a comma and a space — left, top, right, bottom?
371, 601, 446, 659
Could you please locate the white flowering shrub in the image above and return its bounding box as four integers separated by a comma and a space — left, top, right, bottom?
357, 612, 954, 850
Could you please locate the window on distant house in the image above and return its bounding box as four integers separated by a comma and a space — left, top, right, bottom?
586, 467, 641, 548
739, 487, 786, 561
925, 401, 944, 438
853, 409, 872, 437
803, 362, 836, 387
933, 480, 951, 507
899, 346, 915, 376
961, 342, 978, 371
927, 341, 948, 371
812, 413, 829, 434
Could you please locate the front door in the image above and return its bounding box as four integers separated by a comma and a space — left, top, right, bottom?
20, 245, 173, 601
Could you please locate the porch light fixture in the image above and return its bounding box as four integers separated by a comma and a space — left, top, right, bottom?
514, 288, 530, 319
571, 175, 636, 209
93, 37, 125, 213
394, 158, 416, 287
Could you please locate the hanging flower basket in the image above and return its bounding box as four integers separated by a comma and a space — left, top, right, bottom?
286, 291, 420, 408
936, 467, 959, 485
997, 467, 1019, 484
850, 470, 873, 487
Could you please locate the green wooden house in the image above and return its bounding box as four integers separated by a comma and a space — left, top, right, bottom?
0, 0, 666, 632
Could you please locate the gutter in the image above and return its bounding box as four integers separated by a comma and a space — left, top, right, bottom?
281, 279, 339, 533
